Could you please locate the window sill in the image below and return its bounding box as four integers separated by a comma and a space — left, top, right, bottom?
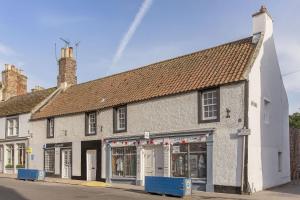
85, 133, 97, 136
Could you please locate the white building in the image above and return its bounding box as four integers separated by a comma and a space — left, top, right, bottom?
28, 6, 290, 194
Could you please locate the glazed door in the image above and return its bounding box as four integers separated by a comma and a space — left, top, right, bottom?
0, 146, 3, 173
86, 150, 97, 181
61, 149, 72, 179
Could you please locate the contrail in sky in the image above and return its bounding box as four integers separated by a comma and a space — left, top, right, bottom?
112, 0, 153, 66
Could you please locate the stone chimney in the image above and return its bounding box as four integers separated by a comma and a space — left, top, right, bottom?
1, 64, 27, 100
57, 47, 77, 87
252, 5, 273, 37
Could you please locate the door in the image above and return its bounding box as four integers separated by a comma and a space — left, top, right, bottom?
144, 145, 164, 177
0, 146, 3, 173
86, 150, 97, 181
61, 149, 72, 179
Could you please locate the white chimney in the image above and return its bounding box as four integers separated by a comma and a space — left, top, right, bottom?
252, 6, 273, 38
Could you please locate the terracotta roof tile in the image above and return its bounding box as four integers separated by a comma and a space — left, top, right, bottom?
32, 36, 257, 119
0, 87, 57, 117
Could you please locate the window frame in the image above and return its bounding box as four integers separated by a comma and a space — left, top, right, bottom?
198, 88, 220, 123
5, 116, 19, 138
85, 111, 97, 136
44, 148, 55, 175
113, 105, 127, 133
46, 118, 55, 138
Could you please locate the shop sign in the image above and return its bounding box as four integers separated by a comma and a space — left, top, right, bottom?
26, 147, 32, 153
170, 135, 206, 144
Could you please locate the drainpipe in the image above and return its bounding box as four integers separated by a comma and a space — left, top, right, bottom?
241, 81, 249, 194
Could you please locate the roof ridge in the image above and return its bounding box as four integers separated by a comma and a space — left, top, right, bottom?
70, 35, 253, 88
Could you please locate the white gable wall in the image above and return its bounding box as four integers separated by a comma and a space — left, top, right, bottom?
247, 11, 290, 192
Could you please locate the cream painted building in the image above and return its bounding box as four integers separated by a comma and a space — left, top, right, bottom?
23, 6, 290, 194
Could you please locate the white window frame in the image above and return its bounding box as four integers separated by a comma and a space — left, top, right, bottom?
47, 118, 54, 138
88, 112, 96, 134
201, 90, 218, 121
6, 118, 18, 137
115, 106, 126, 132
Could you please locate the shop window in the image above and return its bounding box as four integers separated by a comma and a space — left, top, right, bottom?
113, 105, 127, 133
112, 146, 136, 177
85, 112, 97, 135
47, 118, 54, 138
44, 149, 55, 174
17, 144, 25, 168
6, 145, 14, 168
172, 143, 207, 179
6, 117, 19, 137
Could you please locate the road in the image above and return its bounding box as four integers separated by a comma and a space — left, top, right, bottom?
0, 177, 299, 200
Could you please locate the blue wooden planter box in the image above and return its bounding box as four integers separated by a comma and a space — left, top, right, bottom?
145, 176, 192, 197
17, 169, 45, 181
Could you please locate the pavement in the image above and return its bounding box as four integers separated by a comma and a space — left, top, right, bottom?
0, 173, 299, 200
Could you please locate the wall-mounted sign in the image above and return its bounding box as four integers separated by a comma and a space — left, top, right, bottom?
26, 147, 32, 154
144, 131, 150, 139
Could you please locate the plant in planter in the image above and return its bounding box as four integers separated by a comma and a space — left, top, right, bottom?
16, 164, 25, 169
5, 164, 14, 169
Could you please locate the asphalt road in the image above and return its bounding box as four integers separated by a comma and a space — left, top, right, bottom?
0, 177, 177, 200
0, 177, 300, 200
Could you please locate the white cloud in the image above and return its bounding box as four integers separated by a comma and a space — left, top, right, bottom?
112, 0, 153, 66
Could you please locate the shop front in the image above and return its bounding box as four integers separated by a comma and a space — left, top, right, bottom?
0, 139, 28, 174
105, 130, 214, 191
43, 142, 72, 179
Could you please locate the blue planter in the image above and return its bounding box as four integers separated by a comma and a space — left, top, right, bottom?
17, 169, 45, 181
145, 176, 192, 197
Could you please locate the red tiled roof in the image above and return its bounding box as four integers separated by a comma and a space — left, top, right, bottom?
32, 36, 257, 119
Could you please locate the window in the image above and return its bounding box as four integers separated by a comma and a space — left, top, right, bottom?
86, 112, 97, 135
6, 145, 14, 167
44, 149, 55, 173
278, 152, 282, 172
199, 89, 220, 123
172, 143, 207, 179
113, 106, 127, 132
17, 144, 25, 167
47, 118, 54, 138
112, 146, 136, 177
264, 99, 271, 124
6, 117, 18, 137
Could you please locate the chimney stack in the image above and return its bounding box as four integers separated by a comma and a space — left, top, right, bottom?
57, 47, 77, 87
1, 64, 27, 100
252, 5, 273, 37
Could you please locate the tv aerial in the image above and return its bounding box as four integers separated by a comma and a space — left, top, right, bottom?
59, 37, 71, 47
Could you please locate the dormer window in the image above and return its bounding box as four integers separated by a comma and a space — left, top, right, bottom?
6, 117, 19, 137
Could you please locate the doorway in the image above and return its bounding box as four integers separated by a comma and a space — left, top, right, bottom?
86, 150, 97, 181
61, 149, 72, 179
0, 146, 3, 173
144, 145, 164, 177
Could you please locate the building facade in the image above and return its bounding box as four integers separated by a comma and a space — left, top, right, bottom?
0, 6, 290, 195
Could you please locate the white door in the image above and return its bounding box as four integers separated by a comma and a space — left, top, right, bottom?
144, 145, 164, 177
61, 149, 72, 179
154, 145, 164, 176
86, 150, 97, 181
144, 148, 155, 176
0, 146, 3, 173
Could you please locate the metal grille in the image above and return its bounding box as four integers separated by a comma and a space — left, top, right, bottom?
44, 149, 55, 173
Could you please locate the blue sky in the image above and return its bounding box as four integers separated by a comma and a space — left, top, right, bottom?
0, 0, 299, 113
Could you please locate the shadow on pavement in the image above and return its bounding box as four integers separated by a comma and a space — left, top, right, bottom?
0, 185, 29, 200
266, 182, 300, 196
